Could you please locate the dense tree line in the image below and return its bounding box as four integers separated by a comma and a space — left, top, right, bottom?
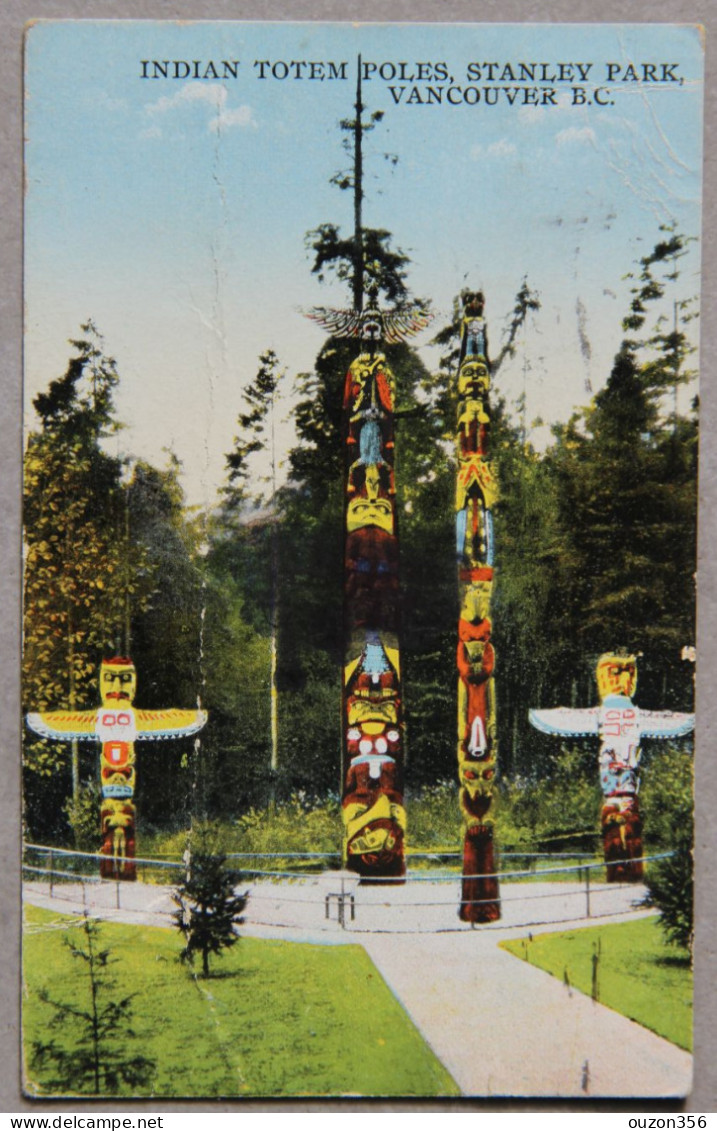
21, 87, 697, 850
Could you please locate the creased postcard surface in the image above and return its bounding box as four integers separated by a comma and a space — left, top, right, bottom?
22, 20, 702, 1099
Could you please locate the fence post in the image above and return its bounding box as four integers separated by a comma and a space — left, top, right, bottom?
585, 865, 591, 919
116, 878, 121, 910
48, 850, 54, 898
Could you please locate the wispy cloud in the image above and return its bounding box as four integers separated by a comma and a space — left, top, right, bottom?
470, 138, 517, 160
518, 104, 547, 126
143, 83, 256, 136
556, 126, 597, 148
488, 138, 517, 157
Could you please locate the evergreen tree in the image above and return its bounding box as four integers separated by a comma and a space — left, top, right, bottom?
544, 226, 698, 712
123, 456, 207, 829
30, 915, 155, 1095
640, 745, 694, 955
200, 565, 274, 815
223, 350, 284, 514
202, 352, 287, 809
304, 57, 410, 311
23, 324, 153, 836
173, 829, 248, 977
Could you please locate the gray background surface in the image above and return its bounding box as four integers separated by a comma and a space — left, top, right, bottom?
2, 0, 715, 1114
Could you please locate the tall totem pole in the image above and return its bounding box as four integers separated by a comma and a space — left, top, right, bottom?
454, 292, 501, 922
309, 286, 430, 879
530, 652, 694, 880
27, 657, 207, 879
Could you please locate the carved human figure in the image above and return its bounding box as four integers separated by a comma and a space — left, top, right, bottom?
529, 652, 694, 881
459, 291, 488, 362
454, 292, 500, 922
26, 657, 207, 879
342, 636, 406, 877
313, 285, 429, 883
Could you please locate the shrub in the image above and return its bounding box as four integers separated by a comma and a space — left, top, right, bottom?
173, 824, 249, 977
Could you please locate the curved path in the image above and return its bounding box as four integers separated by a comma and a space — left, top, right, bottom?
23, 875, 692, 1098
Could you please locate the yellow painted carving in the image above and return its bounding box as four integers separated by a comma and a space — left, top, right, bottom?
456, 456, 499, 511
457, 361, 490, 397
344, 794, 407, 843
596, 653, 638, 700
460, 581, 493, 623
346, 465, 395, 534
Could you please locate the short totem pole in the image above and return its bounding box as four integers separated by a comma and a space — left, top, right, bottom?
27, 656, 207, 879
529, 652, 694, 880
309, 285, 430, 879
454, 292, 501, 922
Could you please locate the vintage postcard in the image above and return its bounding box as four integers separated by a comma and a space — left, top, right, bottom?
21, 20, 703, 1099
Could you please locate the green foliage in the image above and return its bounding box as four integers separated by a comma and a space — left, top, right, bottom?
23, 323, 154, 837
622, 224, 699, 401
542, 240, 698, 710
63, 779, 100, 853
24, 331, 125, 720
224, 350, 284, 512
643, 841, 693, 955
235, 792, 341, 856
640, 745, 693, 849
29, 914, 155, 1095
496, 747, 602, 850
429, 280, 540, 378
123, 456, 207, 826
146, 774, 607, 861
173, 826, 249, 977
305, 78, 410, 310
404, 781, 461, 850
306, 222, 412, 308
640, 745, 694, 952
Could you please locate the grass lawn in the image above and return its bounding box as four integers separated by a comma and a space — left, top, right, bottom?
23, 905, 459, 1099
500, 916, 692, 1051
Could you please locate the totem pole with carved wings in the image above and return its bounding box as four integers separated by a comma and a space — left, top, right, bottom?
308, 285, 430, 879
27, 656, 207, 879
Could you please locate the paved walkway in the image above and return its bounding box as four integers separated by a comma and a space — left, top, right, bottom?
23, 874, 692, 1098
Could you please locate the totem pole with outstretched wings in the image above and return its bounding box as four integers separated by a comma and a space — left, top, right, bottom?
309, 285, 430, 879
530, 653, 694, 880
27, 656, 207, 879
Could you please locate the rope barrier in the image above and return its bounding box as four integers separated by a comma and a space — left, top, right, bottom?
23, 843, 675, 885
22, 842, 673, 932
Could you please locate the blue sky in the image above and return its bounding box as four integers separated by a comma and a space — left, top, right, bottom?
24, 21, 704, 507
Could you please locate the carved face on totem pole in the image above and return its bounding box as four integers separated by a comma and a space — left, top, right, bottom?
460, 575, 493, 624
343, 638, 406, 874
458, 361, 490, 399
346, 465, 395, 535
100, 657, 137, 707
463, 291, 485, 319
596, 653, 637, 700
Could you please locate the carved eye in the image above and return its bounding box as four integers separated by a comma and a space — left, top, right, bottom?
375, 736, 388, 754
359, 739, 373, 755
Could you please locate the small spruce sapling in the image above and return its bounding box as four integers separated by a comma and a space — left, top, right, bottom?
173, 836, 249, 977
30, 914, 155, 1095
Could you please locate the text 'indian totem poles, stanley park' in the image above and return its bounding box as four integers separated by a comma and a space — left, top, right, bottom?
454, 292, 501, 922
530, 653, 694, 880
26, 658, 207, 879
310, 286, 430, 879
